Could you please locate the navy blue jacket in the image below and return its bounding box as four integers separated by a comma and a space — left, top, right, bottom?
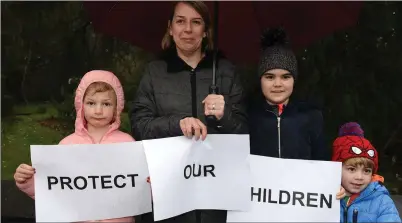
248, 97, 330, 160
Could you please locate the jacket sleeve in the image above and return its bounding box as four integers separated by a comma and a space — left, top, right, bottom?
130, 65, 187, 140
310, 110, 330, 161
215, 67, 248, 134
376, 195, 402, 222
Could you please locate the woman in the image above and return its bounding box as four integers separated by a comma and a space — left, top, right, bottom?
247, 27, 329, 161
130, 1, 247, 223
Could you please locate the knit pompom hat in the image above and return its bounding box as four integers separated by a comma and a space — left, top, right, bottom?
332, 122, 378, 173
258, 27, 298, 79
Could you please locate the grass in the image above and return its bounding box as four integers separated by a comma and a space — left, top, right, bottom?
1, 104, 70, 180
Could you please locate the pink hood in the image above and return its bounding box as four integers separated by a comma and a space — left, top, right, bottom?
74, 70, 125, 136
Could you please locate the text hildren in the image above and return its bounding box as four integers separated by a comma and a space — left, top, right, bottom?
251, 187, 332, 209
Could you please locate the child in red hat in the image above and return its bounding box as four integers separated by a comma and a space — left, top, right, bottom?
332, 122, 400, 222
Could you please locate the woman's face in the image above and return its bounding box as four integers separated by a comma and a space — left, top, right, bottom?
261, 69, 294, 105
169, 2, 206, 54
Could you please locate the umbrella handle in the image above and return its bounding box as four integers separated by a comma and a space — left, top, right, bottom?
207, 1, 220, 126
206, 85, 219, 125
209, 85, 219, 94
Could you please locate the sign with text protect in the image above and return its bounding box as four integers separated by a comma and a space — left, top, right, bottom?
143, 135, 251, 221
227, 155, 342, 222
30, 142, 152, 222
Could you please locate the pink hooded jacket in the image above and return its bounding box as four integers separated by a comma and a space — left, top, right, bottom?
17, 70, 135, 223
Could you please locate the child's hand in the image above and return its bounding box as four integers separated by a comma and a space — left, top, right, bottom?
14, 164, 35, 184
336, 186, 346, 200
147, 176, 153, 200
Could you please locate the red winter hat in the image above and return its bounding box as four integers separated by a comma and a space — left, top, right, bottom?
332, 122, 378, 173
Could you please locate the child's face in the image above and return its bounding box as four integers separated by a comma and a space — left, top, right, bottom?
341, 164, 372, 194
260, 69, 294, 105
83, 90, 116, 128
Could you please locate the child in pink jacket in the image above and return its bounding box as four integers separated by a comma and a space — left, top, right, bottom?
14, 70, 136, 223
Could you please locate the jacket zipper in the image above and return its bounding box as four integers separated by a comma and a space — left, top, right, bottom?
344, 207, 359, 223
277, 116, 281, 158
190, 68, 197, 118
343, 207, 348, 223
343, 188, 376, 222
267, 109, 282, 158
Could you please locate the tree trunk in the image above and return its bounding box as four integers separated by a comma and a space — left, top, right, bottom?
21, 44, 32, 105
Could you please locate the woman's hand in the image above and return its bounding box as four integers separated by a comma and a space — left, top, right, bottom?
147, 177, 153, 200
179, 117, 207, 141
14, 164, 35, 184
202, 94, 225, 120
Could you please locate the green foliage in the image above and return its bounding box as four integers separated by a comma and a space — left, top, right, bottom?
51, 93, 76, 122
1, 74, 15, 117
12, 104, 47, 115
109, 42, 155, 110
1, 1, 151, 107
1, 104, 72, 180
290, 2, 402, 151
120, 112, 131, 135
2, 2, 89, 102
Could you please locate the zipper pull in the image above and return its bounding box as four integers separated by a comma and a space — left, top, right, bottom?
343, 207, 348, 223
352, 209, 358, 223
277, 116, 281, 158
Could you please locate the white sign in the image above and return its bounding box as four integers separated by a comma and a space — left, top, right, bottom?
143, 135, 251, 221
31, 142, 152, 222
227, 155, 342, 222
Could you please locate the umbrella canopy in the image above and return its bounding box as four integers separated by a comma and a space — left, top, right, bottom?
84, 1, 363, 65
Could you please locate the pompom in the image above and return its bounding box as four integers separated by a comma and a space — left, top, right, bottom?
260, 27, 289, 50
338, 122, 364, 137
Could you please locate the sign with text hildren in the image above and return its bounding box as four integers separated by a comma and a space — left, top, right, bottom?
227, 155, 342, 222
143, 135, 251, 221
31, 142, 152, 222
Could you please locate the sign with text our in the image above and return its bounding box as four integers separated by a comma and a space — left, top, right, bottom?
143, 135, 251, 221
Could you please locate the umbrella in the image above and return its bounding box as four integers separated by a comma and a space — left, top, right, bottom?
84, 1, 363, 122
83, 1, 363, 65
